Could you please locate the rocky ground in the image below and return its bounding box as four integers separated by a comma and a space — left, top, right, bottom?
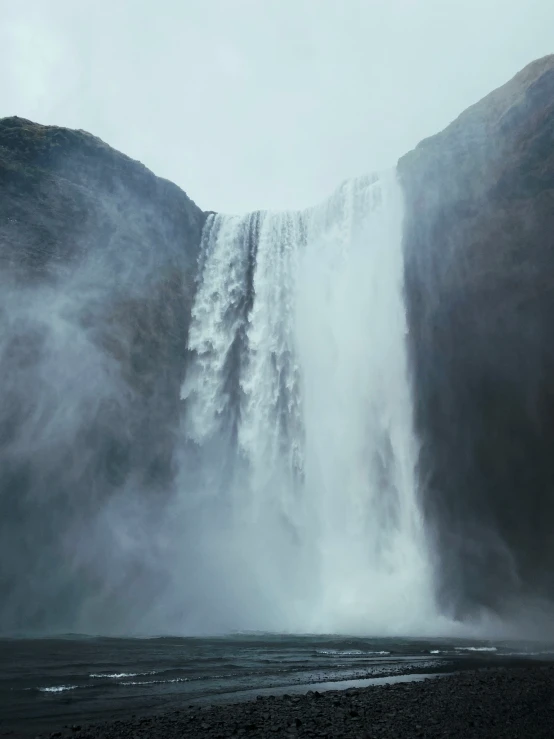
5, 666, 554, 739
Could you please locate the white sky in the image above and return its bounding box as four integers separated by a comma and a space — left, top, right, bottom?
1, 0, 552, 213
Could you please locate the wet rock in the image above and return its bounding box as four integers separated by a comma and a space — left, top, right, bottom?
41, 668, 554, 739
399, 54, 554, 617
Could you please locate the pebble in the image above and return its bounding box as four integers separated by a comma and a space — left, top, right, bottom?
6, 667, 554, 739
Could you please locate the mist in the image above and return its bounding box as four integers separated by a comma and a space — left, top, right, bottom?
3, 138, 551, 638
0, 153, 443, 636
0, 125, 204, 633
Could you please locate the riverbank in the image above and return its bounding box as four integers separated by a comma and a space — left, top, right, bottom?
6, 665, 554, 739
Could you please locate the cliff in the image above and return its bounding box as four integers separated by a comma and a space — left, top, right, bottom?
3, 53, 554, 631
399, 55, 554, 617
0, 117, 206, 629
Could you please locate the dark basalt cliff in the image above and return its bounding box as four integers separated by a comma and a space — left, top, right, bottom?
399, 55, 554, 617
0, 117, 206, 629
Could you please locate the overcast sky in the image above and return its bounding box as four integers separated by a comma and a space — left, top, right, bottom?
1, 0, 552, 213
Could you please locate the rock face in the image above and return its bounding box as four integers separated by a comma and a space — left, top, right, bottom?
399, 55, 554, 617
0, 117, 206, 630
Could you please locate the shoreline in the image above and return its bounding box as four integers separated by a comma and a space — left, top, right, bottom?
4, 662, 554, 739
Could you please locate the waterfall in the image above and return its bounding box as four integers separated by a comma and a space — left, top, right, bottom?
177, 169, 437, 634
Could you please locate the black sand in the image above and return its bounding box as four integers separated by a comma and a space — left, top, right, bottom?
5, 665, 554, 739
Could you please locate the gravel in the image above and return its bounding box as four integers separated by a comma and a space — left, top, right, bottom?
5, 665, 554, 739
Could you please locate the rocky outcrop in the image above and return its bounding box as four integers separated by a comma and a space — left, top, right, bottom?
0, 117, 206, 630
399, 55, 554, 617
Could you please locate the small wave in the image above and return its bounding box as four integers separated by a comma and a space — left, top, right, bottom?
430, 650, 441, 654
455, 647, 497, 652
38, 685, 78, 693
121, 677, 189, 686
90, 671, 156, 679
503, 650, 554, 657
316, 649, 390, 656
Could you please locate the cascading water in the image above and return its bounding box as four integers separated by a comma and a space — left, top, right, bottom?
178, 169, 438, 634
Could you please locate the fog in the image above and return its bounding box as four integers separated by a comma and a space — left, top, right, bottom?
1, 0, 553, 212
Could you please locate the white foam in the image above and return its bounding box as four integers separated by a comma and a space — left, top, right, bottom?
90, 671, 155, 679
121, 678, 189, 686
503, 650, 554, 657
316, 649, 390, 656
